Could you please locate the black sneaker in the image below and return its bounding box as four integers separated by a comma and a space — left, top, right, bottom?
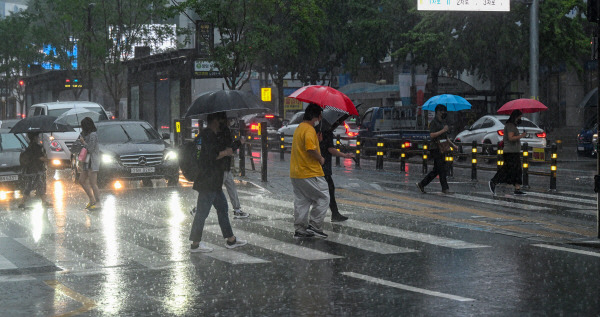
514, 190, 526, 195
331, 214, 348, 222
306, 225, 328, 238
293, 230, 315, 239
416, 182, 425, 194
488, 181, 496, 196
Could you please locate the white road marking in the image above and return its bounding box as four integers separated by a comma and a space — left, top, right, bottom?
0, 254, 17, 270
14, 237, 102, 272
338, 220, 489, 249
341, 272, 475, 302
532, 244, 600, 258
451, 193, 551, 211
523, 191, 596, 205
205, 226, 343, 260
140, 228, 269, 265
256, 220, 418, 254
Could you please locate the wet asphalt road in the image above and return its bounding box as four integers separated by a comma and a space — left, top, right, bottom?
0, 150, 599, 316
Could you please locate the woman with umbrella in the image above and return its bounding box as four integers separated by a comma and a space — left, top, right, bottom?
488, 109, 527, 196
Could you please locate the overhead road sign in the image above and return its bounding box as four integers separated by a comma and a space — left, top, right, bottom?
418, 0, 510, 11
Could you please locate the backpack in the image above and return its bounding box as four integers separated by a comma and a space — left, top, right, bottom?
179, 135, 202, 182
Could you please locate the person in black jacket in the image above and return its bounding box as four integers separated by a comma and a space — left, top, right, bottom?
189, 112, 247, 253
18, 132, 50, 208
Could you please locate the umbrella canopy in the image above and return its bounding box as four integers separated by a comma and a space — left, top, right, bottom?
9, 116, 75, 134
422, 94, 472, 112
184, 90, 269, 118
497, 98, 548, 114
319, 108, 349, 132
289, 85, 359, 116
55, 108, 102, 126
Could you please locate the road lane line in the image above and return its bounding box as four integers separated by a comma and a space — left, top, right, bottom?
14, 237, 102, 272
140, 228, 269, 265
205, 226, 343, 260
44, 280, 97, 317
341, 272, 475, 302
337, 219, 489, 249
255, 220, 418, 254
242, 205, 293, 220
0, 254, 17, 270
242, 195, 292, 209
532, 244, 600, 258
451, 193, 552, 211
517, 191, 596, 205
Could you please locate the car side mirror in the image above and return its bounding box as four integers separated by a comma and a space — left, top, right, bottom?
162, 133, 170, 140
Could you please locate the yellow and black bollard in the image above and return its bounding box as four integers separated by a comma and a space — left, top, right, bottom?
422, 144, 428, 174
522, 142, 529, 189
355, 138, 361, 168
238, 119, 246, 177
550, 143, 557, 192
336, 134, 341, 167
471, 140, 477, 181
279, 133, 285, 161
497, 141, 504, 171
400, 142, 407, 172
445, 147, 454, 177
376, 138, 384, 170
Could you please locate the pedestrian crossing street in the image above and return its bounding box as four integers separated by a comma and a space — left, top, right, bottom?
0, 186, 598, 278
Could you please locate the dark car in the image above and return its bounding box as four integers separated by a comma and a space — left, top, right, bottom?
72, 120, 179, 188
0, 129, 28, 193
240, 113, 283, 140
577, 122, 597, 157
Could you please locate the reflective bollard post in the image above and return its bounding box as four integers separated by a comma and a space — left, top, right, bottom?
238, 119, 246, 177
279, 133, 285, 161
336, 135, 341, 167
400, 143, 406, 172
497, 142, 504, 171
445, 149, 454, 177
550, 143, 557, 192
355, 139, 361, 168
522, 142, 529, 189
422, 144, 428, 174
376, 138, 384, 170
260, 123, 268, 182
471, 140, 477, 181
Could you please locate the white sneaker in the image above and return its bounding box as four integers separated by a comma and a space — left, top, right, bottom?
225, 238, 248, 249
233, 209, 249, 219
190, 242, 213, 253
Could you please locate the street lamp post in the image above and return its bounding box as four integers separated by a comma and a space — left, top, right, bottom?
87, 3, 95, 102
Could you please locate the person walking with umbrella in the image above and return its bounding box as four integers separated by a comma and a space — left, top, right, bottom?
290, 103, 330, 238
189, 111, 247, 252
416, 104, 456, 194
488, 109, 528, 196
77, 117, 101, 210
18, 132, 51, 208
218, 120, 249, 219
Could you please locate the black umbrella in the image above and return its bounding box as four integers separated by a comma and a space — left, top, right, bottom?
9, 116, 75, 134
318, 108, 350, 133
185, 90, 269, 118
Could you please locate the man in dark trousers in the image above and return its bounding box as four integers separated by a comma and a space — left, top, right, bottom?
189, 112, 247, 253
218, 122, 249, 219
19, 132, 50, 208
318, 119, 354, 222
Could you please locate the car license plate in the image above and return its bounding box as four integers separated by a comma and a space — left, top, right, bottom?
0, 175, 18, 182
131, 167, 155, 174
578, 146, 585, 151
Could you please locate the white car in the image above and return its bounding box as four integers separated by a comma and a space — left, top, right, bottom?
454, 115, 547, 155
278, 111, 356, 147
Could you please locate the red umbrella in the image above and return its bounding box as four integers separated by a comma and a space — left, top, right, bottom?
497, 98, 548, 114
289, 85, 359, 116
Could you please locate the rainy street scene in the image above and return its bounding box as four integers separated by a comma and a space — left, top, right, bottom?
2, 0, 600, 316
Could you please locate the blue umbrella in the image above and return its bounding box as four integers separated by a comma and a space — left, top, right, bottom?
422, 94, 472, 111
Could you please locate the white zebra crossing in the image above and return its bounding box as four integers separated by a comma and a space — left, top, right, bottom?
0, 254, 17, 270
14, 237, 101, 272
255, 219, 418, 254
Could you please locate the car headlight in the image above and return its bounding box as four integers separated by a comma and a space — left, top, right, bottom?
102, 154, 116, 164
165, 150, 178, 161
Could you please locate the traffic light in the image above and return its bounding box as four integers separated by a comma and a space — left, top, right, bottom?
18, 80, 24, 86
588, 0, 599, 22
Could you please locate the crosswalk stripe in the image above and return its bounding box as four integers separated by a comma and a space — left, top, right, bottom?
560, 191, 597, 199
522, 191, 596, 205
0, 254, 17, 270
451, 193, 551, 211
342, 272, 475, 302
532, 244, 600, 258
338, 219, 489, 249
205, 225, 343, 260
78, 232, 173, 269
495, 195, 591, 210
140, 228, 269, 265
242, 205, 293, 220
255, 220, 418, 254
242, 195, 293, 209
14, 237, 101, 272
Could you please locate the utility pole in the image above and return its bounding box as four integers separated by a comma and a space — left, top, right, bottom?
87, 3, 95, 102
530, 0, 540, 125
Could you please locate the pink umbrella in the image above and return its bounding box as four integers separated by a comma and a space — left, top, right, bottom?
497, 98, 548, 114
289, 85, 359, 116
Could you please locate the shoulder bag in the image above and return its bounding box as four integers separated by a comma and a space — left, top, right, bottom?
437, 139, 451, 154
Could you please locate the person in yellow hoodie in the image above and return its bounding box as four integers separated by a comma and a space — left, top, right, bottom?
290, 103, 330, 239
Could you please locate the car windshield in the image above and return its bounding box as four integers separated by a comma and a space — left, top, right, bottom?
97, 123, 161, 143
0, 133, 27, 151
499, 119, 538, 128
49, 107, 108, 126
